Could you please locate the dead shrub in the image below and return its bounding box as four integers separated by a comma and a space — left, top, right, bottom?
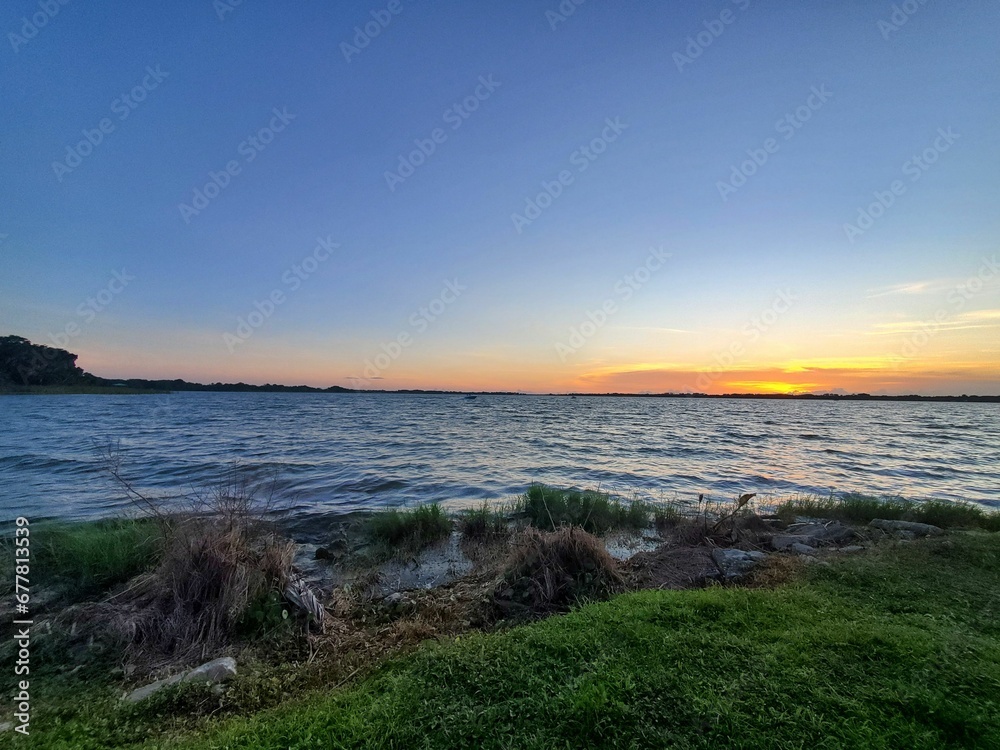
494, 527, 624, 616
92, 450, 299, 661
108, 516, 294, 660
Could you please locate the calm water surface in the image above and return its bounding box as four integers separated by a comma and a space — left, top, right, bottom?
1, 393, 998, 523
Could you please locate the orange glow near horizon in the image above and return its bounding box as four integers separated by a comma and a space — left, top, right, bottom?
67, 319, 1000, 397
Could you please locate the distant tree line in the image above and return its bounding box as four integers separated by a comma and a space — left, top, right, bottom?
0, 335, 98, 386
0, 335, 356, 392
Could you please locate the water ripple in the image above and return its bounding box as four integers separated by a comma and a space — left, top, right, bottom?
0, 393, 998, 521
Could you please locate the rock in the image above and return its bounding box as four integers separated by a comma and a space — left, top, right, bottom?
785, 521, 855, 544
124, 673, 185, 703
870, 519, 943, 537
838, 546, 864, 554
772, 534, 810, 550
183, 657, 237, 686
789, 543, 817, 556
773, 521, 854, 550
0, 722, 12, 733
315, 538, 348, 561
125, 658, 237, 703
711, 548, 765, 580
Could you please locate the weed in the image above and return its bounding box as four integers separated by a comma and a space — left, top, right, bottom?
457, 503, 509, 543
517, 484, 651, 535
495, 526, 624, 615
365, 503, 452, 551
0, 517, 161, 602
776, 493, 1000, 531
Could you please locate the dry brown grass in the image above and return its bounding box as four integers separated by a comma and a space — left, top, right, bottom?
741, 554, 807, 589
106, 517, 294, 660
494, 527, 624, 616
83, 456, 299, 664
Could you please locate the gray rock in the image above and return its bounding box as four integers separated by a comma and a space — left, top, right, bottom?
183, 657, 237, 686
773, 521, 854, 550
789, 543, 817, 556
0, 722, 13, 733
785, 521, 855, 545
772, 534, 812, 550
124, 657, 237, 703
838, 545, 864, 554
124, 673, 185, 703
711, 548, 765, 580
869, 519, 943, 537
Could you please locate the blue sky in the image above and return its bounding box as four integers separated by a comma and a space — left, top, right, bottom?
2, 0, 998, 393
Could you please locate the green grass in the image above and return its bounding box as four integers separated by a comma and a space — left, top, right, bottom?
652, 503, 685, 532
517, 484, 652, 535
17, 532, 1000, 748
776, 493, 1000, 531
1, 517, 162, 602
365, 503, 453, 551
456, 503, 509, 542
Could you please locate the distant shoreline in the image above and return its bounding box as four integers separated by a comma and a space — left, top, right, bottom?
2, 384, 998, 402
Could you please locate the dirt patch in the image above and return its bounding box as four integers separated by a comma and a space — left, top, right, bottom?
624, 545, 719, 590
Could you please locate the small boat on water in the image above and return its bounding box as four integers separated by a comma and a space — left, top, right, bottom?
463, 394, 477, 400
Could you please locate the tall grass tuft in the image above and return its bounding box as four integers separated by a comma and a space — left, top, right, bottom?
6, 518, 161, 601
457, 503, 509, 543
88, 454, 299, 659
912, 500, 1000, 532
366, 503, 453, 551
776, 493, 1000, 531
652, 504, 685, 534
516, 484, 651, 535
496, 526, 624, 614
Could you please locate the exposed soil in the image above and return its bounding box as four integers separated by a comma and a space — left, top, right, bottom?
624, 545, 719, 590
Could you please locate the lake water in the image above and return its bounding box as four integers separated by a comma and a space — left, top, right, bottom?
1, 393, 998, 524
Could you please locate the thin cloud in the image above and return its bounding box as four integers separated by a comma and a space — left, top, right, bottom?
867, 309, 1000, 336
865, 281, 936, 299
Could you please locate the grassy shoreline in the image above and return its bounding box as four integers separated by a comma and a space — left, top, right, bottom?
5, 490, 1000, 748
177, 533, 1000, 749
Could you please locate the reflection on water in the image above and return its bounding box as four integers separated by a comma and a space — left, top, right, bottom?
1, 392, 998, 522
